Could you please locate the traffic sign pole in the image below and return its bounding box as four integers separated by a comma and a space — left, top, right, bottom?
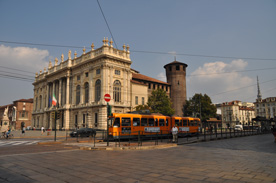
104, 94, 111, 147
107, 102, 109, 146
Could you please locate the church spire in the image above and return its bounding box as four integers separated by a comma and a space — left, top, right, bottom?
257, 76, 262, 100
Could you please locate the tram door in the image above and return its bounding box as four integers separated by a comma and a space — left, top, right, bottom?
121, 117, 131, 136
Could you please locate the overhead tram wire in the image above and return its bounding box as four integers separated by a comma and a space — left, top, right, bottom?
0, 74, 34, 82
0, 70, 34, 79
187, 67, 276, 77
211, 78, 276, 97
0, 65, 36, 74
96, 0, 118, 49
1, 40, 276, 61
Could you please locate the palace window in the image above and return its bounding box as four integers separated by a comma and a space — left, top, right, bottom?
76, 85, 80, 105
77, 75, 80, 81
84, 82, 89, 103
115, 70, 121, 75
113, 80, 121, 102
142, 97, 145, 105
135, 96, 138, 105
85, 72, 89, 77
95, 80, 101, 102
96, 69, 100, 75
39, 95, 42, 109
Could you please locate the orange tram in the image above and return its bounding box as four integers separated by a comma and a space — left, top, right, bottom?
108, 113, 201, 139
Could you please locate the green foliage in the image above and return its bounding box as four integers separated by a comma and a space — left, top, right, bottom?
147, 89, 174, 116
183, 93, 216, 121
135, 105, 150, 112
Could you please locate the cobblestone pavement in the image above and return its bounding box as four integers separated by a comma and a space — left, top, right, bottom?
0, 134, 275, 183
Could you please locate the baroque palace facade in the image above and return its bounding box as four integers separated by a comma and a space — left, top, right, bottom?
32, 38, 188, 130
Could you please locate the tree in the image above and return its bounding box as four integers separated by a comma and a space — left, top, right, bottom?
135, 105, 150, 112
147, 88, 174, 116
183, 93, 216, 121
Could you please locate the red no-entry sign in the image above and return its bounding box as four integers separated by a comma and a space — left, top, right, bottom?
104, 94, 111, 102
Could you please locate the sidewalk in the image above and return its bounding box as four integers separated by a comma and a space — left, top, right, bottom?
10, 130, 68, 139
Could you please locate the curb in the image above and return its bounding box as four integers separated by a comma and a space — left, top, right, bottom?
37, 141, 63, 145
79, 143, 177, 151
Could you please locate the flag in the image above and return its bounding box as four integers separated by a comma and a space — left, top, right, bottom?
48, 95, 52, 107
52, 93, 57, 106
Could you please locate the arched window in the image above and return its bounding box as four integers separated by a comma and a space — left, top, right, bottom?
113, 80, 121, 102
76, 85, 80, 105
84, 82, 89, 103
35, 97, 38, 110
95, 80, 101, 102
39, 95, 42, 109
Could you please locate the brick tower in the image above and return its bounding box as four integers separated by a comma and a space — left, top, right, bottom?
164, 60, 188, 116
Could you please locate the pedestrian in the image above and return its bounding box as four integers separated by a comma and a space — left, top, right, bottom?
22, 126, 26, 136
41, 126, 45, 135
172, 124, 178, 143
6, 127, 11, 139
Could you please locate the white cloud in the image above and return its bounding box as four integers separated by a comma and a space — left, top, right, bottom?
0, 45, 49, 73
188, 59, 255, 103
157, 72, 166, 82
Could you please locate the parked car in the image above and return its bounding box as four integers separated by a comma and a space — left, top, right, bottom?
234, 125, 243, 131
70, 128, 96, 137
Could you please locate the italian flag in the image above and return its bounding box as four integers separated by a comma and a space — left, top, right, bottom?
52, 93, 57, 106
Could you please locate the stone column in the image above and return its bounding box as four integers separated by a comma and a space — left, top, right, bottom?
59, 79, 62, 107
66, 76, 70, 106
52, 81, 56, 108
89, 69, 93, 103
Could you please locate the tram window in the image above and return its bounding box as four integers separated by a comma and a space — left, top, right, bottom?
179, 120, 183, 127
166, 119, 168, 126
122, 118, 131, 126
141, 118, 147, 126
114, 118, 120, 127
154, 119, 158, 126
194, 120, 198, 126
148, 118, 154, 126
183, 120, 188, 126
187, 120, 190, 126
175, 119, 180, 126
133, 118, 140, 126
159, 119, 165, 126
190, 120, 194, 126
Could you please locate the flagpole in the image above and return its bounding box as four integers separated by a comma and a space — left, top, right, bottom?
54, 109, 57, 142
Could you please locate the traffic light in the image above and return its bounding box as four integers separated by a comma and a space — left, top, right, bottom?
56, 111, 61, 119
107, 104, 112, 117
51, 112, 55, 120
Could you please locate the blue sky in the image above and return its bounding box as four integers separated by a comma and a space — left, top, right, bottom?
0, 0, 275, 106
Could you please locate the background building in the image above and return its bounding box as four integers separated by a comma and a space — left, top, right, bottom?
255, 97, 276, 120
0, 98, 33, 130
221, 101, 255, 128
32, 38, 187, 130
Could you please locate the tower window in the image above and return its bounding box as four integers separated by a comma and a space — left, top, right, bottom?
169, 66, 172, 71
176, 65, 180, 70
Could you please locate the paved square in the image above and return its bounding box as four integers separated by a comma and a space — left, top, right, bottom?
0, 134, 275, 182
